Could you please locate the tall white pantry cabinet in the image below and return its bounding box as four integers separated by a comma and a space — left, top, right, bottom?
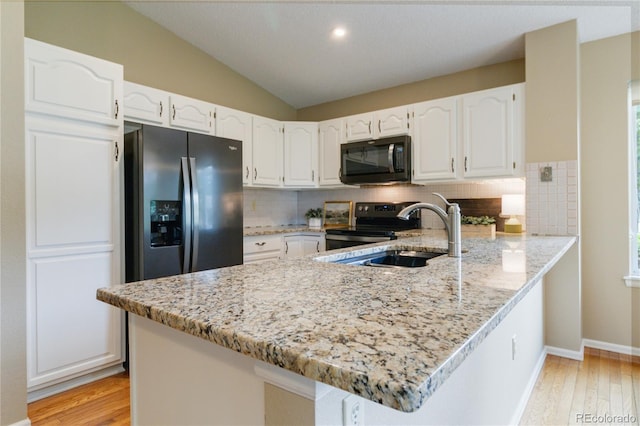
24, 38, 124, 398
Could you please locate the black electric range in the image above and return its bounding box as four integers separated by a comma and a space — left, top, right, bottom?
324, 201, 421, 250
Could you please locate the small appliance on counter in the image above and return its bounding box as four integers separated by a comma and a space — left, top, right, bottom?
324, 201, 421, 250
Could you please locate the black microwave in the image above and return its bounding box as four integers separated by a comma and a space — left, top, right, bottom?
340, 135, 411, 185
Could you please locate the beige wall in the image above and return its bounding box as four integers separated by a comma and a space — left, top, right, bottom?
581, 32, 640, 348
24, 0, 297, 121
0, 0, 27, 424
525, 21, 582, 353
297, 59, 524, 121
525, 21, 580, 163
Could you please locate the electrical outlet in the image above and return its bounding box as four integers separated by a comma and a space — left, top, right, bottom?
512, 334, 517, 361
540, 166, 553, 182
343, 395, 363, 426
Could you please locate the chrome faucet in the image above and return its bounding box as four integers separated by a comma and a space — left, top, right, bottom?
397, 193, 462, 257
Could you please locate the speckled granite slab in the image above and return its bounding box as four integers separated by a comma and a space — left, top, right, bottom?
244, 225, 325, 236
97, 231, 576, 412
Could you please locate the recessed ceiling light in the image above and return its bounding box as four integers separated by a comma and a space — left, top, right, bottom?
332, 27, 347, 38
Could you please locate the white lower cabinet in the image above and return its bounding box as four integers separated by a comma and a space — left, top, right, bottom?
244, 233, 325, 263
283, 234, 325, 259
25, 39, 123, 395
243, 235, 283, 264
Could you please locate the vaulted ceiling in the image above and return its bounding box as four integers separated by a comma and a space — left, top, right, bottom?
126, 1, 639, 109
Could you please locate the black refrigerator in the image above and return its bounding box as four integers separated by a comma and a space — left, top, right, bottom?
124, 123, 243, 282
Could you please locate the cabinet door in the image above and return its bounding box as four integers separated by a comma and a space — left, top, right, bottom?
318, 119, 344, 187
24, 38, 122, 127
375, 106, 409, 138
283, 237, 305, 258
123, 81, 168, 126
282, 235, 324, 259
302, 236, 325, 255
169, 94, 213, 134
412, 98, 458, 181
345, 112, 374, 141
283, 122, 318, 188
217, 107, 253, 185
243, 235, 282, 263
25, 118, 122, 389
462, 86, 515, 178
25, 38, 123, 392
252, 116, 283, 187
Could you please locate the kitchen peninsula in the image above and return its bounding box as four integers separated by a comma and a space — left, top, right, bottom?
97, 232, 576, 425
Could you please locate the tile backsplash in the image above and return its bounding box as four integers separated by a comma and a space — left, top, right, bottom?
244, 179, 526, 230
525, 160, 578, 236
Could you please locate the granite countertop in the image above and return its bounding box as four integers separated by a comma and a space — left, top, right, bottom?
243, 225, 325, 236
97, 231, 576, 412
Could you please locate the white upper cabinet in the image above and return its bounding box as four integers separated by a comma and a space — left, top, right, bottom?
283, 122, 318, 188
123, 81, 168, 126
318, 118, 344, 187
24, 38, 122, 127
462, 84, 522, 178
412, 97, 458, 182
252, 116, 283, 187
375, 106, 410, 138
345, 106, 409, 142
345, 112, 374, 141
217, 107, 253, 185
169, 93, 214, 134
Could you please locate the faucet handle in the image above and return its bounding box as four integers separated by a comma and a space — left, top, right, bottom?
432, 192, 454, 208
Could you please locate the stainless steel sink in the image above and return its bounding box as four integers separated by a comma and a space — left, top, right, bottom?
332, 249, 446, 268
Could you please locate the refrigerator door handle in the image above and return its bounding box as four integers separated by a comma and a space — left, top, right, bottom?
181, 157, 192, 274
189, 157, 200, 272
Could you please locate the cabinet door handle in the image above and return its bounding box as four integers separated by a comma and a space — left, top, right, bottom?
285, 242, 288, 254
316, 241, 320, 252
368, 121, 372, 134
312, 170, 315, 181
159, 101, 163, 117
464, 156, 468, 172
254, 168, 257, 180
255, 241, 266, 247
246, 166, 249, 179
114, 100, 119, 119
451, 158, 454, 173
172, 105, 176, 120
378, 120, 381, 133
114, 141, 119, 162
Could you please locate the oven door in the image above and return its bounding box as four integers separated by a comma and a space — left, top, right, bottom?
325, 234, 396, 250
340, 136, 411, 185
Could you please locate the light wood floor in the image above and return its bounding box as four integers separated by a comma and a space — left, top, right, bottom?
27, 348, 639, 425
521, 347, 640, 425
28, 372, 130, 426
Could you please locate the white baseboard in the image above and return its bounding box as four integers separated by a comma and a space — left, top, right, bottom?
546, 344, 584, 361
510, 347, 548, 426
9, 419, 31, 426
27, 364, 125, 403
582, 338, 640, 357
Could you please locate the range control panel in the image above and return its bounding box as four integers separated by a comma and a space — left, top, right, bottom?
354, 201, 420, 218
